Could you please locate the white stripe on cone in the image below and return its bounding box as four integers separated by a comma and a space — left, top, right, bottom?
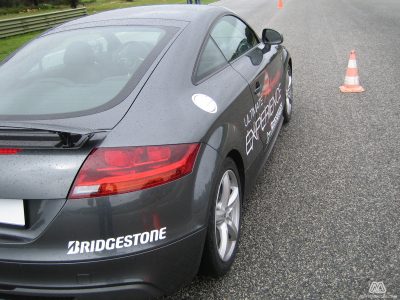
344, 76, 360, 86
348, 59, 357, 68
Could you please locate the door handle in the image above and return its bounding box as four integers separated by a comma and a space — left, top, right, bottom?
254, 82, 261, 95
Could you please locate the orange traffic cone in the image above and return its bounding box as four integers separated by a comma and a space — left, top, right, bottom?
278, 0, 283, 9
340, 50, 365, 93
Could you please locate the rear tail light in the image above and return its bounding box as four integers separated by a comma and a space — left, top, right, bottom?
69, 143, 200, 199
0, 148, 21, 155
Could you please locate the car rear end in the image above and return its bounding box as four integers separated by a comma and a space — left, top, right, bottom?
0, 135, 211, 299
0, 15, 216, 299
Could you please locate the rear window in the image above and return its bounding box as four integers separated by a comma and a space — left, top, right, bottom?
0, 26, 177, 119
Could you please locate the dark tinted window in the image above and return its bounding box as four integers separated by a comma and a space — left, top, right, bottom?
0, 26, 176, 118
211, 16, 259, 62
196, 37, 228, 81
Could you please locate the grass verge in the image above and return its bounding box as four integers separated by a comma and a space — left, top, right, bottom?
0, 31, 42, 61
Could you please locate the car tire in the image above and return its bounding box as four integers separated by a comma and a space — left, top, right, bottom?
283, 64, 293, 123
200, 157, 242, 277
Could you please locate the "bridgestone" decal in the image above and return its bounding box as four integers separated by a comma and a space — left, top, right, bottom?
67, 227, 167, 255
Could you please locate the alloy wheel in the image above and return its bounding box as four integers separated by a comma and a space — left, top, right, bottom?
214, 170, 240, 262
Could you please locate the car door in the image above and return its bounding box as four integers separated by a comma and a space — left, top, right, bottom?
194, 32, 264, 168
210, 15, 285, 148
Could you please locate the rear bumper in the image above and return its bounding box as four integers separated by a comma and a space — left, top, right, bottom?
0, 228, 206, 299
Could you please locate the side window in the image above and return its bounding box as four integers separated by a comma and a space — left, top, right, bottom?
211, 16, 259, 62
195, 37, 228, 81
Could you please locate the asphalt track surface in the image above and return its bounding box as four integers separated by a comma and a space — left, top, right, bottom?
170, 0, 400, 298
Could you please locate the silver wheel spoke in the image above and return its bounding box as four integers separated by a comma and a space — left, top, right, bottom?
215, 208, 225, 225
217, 222, 228, 259
226, 218, 238, 241
227, 186, 239, 210
220, 173, 231, 209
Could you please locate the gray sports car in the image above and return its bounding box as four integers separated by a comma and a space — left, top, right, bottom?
0, 4, 292, 299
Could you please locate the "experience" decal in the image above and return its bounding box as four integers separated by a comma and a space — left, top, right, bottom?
245, 82, 283, 155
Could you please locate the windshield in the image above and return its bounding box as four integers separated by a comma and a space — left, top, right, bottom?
0, 26, 176, 119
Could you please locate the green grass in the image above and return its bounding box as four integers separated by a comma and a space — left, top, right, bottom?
0, 0, 216, 61
84, 0, 216, 14
0, 31, 42, 61
0, 0, 216, 19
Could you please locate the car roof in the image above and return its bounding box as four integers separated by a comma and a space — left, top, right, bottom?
55, 5, 229, 29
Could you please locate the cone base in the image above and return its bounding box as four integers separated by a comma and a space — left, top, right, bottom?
339, 85, 365, 93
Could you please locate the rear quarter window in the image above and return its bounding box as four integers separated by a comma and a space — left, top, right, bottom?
195, 37, 228, 82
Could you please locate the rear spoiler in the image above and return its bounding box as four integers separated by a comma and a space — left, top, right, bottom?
0, 122, 108, 149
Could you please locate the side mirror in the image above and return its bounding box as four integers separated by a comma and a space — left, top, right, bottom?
262, 29, 284, 45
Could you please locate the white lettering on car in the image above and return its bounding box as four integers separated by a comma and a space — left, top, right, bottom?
245, 83, 283, 155
67, 227, 167, 255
